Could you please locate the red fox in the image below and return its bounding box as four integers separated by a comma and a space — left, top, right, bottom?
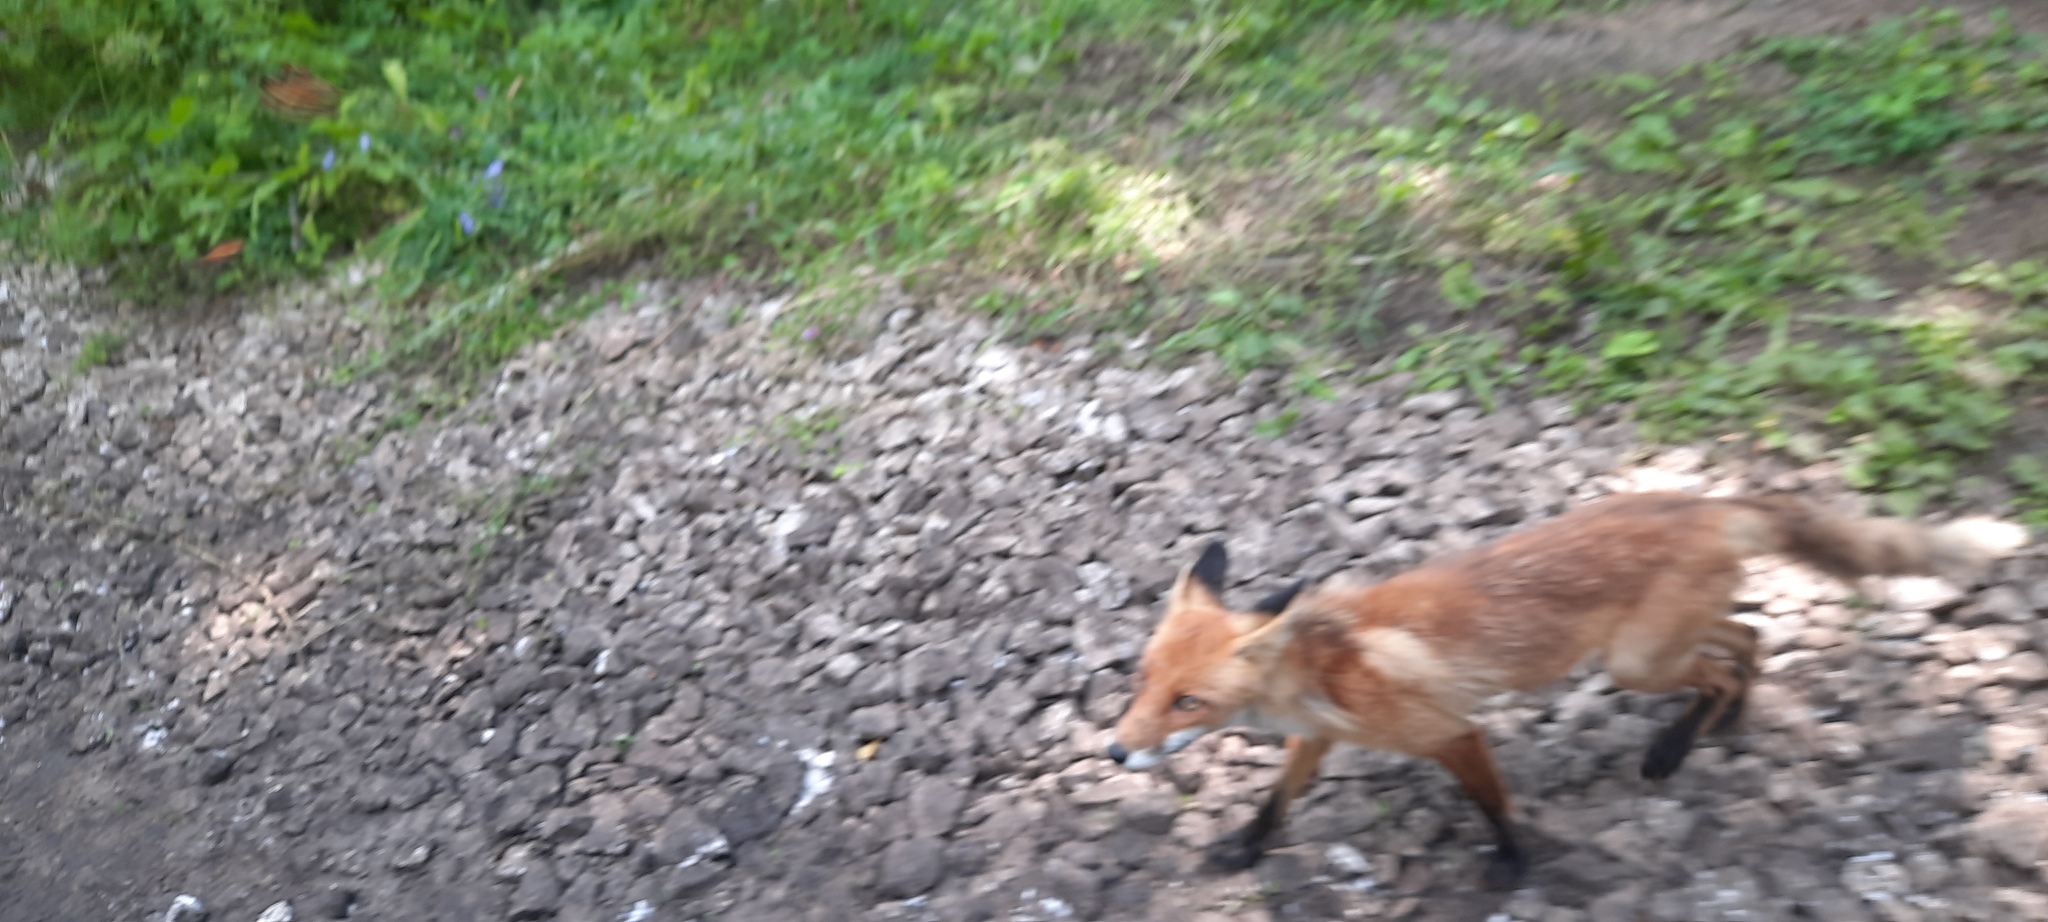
1107, 491, 2029, 889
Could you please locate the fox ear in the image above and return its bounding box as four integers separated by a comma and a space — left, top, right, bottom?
1172, 540, 1228, 610
1233, 609, 1295, 667
1250, 579, 1307, 616
1189, 541, 1228, 595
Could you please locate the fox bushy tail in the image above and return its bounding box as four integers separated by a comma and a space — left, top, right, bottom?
1730, 494, 2030, 586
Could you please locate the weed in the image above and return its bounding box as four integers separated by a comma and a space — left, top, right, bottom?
467, 472, 557, 563
1156, 288, 1316, 375
773, 408, 845, 452
1756, 9, 2048, 168
1361, 10, 2048, 517
1397, 328, 1522, 413
1252, 408, 1301, 439
2009, 456, 2048, 527
74, 330, 123, 372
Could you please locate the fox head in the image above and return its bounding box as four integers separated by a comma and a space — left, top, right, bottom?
1107, 541, 1307, 769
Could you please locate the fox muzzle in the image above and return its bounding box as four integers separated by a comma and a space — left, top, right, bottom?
1107, 728, 1207, 770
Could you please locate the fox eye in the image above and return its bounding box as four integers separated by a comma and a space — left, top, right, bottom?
1173, 694, 1204, 712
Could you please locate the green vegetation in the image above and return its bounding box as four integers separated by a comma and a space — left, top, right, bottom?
773, 407, 845, 452
74, 329, 124, 371
467, 471, 558, 564
1375, 9, 2048, 520
4, 2, 2044, 520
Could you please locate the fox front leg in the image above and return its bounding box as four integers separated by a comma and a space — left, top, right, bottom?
1206, 735, 1332, 871
1429, 728, 1528, 890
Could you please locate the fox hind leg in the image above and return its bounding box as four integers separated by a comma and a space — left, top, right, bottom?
1639, 618, 1761, 778
1606, 567, 1755, 781
1634, 646, 1753, 780
1641, 687, 1727, 780
1695, 618, 1761, 733
1703, 619, 1759, 734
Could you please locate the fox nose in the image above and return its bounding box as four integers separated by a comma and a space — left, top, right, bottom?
1107, 742, 1129, 764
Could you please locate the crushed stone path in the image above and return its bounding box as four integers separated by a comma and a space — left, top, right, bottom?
2, 258, 2045, 922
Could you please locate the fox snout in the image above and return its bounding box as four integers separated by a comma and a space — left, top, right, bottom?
1106, 739, 1164, 770
1106, 727, 1207, 770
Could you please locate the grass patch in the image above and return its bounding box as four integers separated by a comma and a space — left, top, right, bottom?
73, 329, 124, 372
1385, 8, 2048, 520
6, 2, 2045, 520
5, 0, 1614, 367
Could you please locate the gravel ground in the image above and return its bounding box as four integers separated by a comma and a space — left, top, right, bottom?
1, 251, 2045, 922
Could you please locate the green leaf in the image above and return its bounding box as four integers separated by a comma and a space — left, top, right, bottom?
207, 154, 240, 177
1601, 113, 1684, 173
1704, 118, 1759, 159
2010, 454, 2048, 489
1252, 409, 1299, 439
1494, 113, 1541, 139
1601, 329, 1660, 360
1831, 273, 1897, 301
146, 95, 198, 144
1439, 261, 1486, 310
1464, 364, 1497, 413
1770, 178, 1864, 205
1881, 488, 1925, 518
382, 59, 410, 101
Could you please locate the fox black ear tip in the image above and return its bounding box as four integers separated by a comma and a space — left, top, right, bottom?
1251, 578, 1309, 616
1190, 540, 1229, 594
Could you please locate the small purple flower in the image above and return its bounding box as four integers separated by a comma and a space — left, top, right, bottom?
482, 158, 508, 209
358, 132, 371, 152
475, 84, 490, 101
321, 148, 336, 171
801, 326, 818, 341
459, 211, 476, 235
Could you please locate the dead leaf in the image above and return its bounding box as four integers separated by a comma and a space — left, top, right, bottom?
200, 240, 244, 263
260, 66, 340, 120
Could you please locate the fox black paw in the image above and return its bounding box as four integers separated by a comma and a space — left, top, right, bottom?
1204, 834, 1266, 872
1481, 850, 1529, 891
1640, 723, 1697, 780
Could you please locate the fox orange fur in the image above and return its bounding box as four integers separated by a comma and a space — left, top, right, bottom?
1107, 491, 2029, 889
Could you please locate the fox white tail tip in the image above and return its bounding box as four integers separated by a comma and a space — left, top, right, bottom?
1937, 517, 2031, 557
1928, 516, 2032, 583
